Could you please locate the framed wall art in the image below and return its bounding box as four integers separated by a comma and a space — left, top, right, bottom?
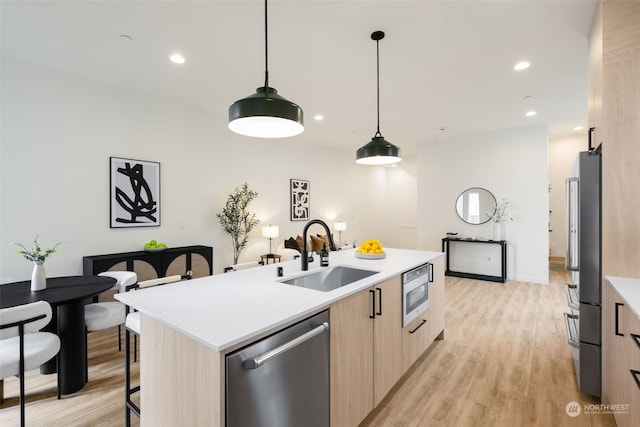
290, 179, 310, 221
110, 157, 160, 228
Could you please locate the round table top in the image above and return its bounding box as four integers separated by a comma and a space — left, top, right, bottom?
0, 276, 116, 308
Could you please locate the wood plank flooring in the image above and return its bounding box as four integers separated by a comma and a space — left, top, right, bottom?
1, 265, 616, 426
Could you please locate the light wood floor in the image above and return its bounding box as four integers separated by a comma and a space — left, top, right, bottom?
1, 265, 616, 427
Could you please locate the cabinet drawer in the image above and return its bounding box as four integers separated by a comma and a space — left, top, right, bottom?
401, 312, 430, 372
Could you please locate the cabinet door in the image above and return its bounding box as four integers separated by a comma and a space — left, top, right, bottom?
401, 311, 430, 372
428, 256, 445, 343
603, 282, 630, 426
330, 288, 374, 427
373, 276, 403, 406
627, 312, 640, 425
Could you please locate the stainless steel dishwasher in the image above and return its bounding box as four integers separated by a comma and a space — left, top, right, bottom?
226, 310, 330, 427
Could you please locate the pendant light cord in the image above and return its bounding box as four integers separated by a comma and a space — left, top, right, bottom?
264, 0, 269, 88
375, 37, 381, 137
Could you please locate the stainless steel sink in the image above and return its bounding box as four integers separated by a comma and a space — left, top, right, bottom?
279, 266, 379, 292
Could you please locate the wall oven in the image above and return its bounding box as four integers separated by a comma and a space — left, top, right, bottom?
402, 262, 432, 327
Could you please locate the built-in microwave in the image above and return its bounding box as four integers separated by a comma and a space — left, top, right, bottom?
402, 262, 432, 327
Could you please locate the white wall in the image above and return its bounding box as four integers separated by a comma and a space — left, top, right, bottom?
548, 134, 586, 258
1, 60, 553, 285
417, 125, 550, 284
0, 60, 376, 278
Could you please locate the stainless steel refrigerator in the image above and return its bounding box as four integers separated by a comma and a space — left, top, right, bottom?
563, 149, 602, 397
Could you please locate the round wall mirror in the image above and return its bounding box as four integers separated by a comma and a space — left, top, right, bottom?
455, 187, 496, 225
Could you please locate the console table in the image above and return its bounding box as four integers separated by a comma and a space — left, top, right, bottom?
83, 245, 213, 280
441, 238, 507, 283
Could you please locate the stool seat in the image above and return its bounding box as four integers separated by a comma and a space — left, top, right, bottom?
85, 302, 125, 331
0, 333, 60, 379
125, 312, 141, 336
98, 271, 137, 292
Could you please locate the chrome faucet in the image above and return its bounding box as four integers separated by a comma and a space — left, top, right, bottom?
301, 219, 337, 271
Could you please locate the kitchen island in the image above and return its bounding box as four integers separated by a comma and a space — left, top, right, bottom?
116, 248, 445, 426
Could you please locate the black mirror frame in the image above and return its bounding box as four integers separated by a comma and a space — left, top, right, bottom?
455, 187, 497, 225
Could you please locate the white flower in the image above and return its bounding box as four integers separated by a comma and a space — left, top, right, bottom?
488, 198, 514, 223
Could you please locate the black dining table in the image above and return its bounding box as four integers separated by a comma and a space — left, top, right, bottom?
0, 275, 116, 396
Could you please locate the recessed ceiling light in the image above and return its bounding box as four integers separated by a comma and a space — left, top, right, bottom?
314, 114, 324, 121
514, 61, 530, 71
525, 111, 537, 117
574, 126, 584, 131
169, 53, 186, 64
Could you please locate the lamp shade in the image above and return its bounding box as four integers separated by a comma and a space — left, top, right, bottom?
356, 136, 402, 165
229, 87, 304, 138
334, 222, 347, 232
262, 224, 279, 239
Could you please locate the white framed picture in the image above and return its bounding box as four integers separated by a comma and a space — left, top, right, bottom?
290, 179, 310, 221
110, 157, 160, 228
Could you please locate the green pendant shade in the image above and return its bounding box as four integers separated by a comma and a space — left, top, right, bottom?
356, 135, 402, 165
228, 87, 304, 138
228, 0, 304, 139
356, 30, 402, 165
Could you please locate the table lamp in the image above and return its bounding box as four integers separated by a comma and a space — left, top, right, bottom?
334, 222, 347, 244
262, 224, 279, 255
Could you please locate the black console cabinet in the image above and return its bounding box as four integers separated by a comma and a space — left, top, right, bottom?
441, 238, 507, 283
83, 245, 213, 280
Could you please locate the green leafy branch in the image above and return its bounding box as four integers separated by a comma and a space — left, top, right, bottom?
11, 234, 64, 262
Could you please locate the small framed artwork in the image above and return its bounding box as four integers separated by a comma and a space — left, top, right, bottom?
290, 179, 310, 221
110, 157, 160, 228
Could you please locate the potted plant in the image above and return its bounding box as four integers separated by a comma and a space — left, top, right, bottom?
11, 234, 63, 291
488, 198, 514, 241
216, 183, 260, 265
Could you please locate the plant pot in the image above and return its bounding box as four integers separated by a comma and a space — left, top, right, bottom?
31, 260, 47, 291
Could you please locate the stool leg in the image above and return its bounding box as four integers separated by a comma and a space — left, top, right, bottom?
125, 327, 131, 427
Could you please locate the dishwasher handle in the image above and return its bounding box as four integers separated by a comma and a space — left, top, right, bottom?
243, 322, 330, 369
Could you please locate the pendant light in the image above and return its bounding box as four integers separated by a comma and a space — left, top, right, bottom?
356, 31, 401, 165
228, 0, 304, 138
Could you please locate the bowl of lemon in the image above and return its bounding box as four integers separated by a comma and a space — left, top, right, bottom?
355, 239, 386, 259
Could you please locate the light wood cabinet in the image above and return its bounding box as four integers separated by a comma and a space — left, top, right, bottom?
401, 256, 446, 372
627, 310, 640, 423
401, 311, 430, 372
603, 280, 640, 427
373, 276, 403, 406
330, 285, 375, 427
428, 256, 445, 343
330, 276, 402, 427
332, 257, 446, 427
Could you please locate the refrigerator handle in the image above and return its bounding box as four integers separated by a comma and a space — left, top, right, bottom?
565, 177, 579, 271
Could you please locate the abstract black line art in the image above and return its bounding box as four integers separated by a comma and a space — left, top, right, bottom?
290, 179, 310, 221
110, 157, 160, 228
115, 163, 157, 223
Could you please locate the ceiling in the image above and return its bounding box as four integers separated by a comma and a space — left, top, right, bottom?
1, 0, 596, 157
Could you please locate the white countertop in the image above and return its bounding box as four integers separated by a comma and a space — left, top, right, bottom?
607, 276, 640, 319
116, 248, 443, 352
